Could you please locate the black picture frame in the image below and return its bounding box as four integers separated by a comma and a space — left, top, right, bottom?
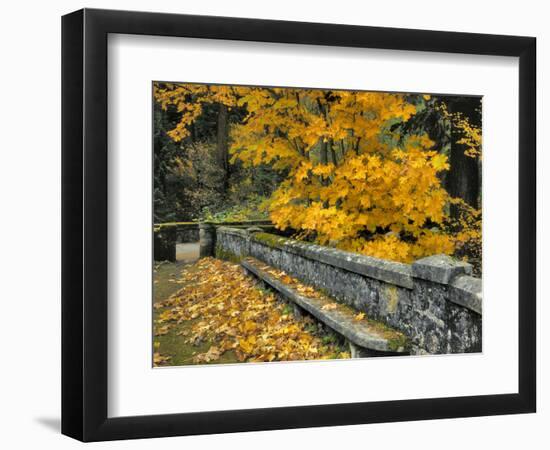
61, 8, 536, 442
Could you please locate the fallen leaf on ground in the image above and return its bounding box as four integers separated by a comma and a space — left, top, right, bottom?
153, 352, 171, 366
154, 258, 350, 364
193, 346, 221, 363
321, 303, 338, 311
154, 325, 170, 336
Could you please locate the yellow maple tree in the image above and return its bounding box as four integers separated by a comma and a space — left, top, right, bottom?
154, 83, 479, 263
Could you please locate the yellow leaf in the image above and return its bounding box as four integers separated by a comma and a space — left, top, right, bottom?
321, 303, 338, 311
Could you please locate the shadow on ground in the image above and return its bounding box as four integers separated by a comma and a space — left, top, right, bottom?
35, 417, 60, 433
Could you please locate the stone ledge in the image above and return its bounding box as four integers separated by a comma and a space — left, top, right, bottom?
250, 232, 414, 289
449, 275, 482, 315
154, 221, 199, 227
412, 254, 472, 284
216, 226, 250, 239
242, 258, 410, 353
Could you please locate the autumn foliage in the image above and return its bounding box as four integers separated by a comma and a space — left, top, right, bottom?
155, 84, 481, 264
154, 258, 350, 364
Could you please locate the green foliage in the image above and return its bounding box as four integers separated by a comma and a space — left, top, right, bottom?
201, 194, 270, 222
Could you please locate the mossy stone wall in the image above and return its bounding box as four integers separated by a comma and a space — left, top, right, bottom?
216, 227, 482, 355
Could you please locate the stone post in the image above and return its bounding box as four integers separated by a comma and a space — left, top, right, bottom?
199, 222, 216, 258
411, 254, 472, 284
153, 228, 177, 262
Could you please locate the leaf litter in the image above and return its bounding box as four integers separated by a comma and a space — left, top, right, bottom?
153, 257, 350, 365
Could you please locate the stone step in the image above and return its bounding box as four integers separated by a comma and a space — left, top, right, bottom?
241, 257, 410, 355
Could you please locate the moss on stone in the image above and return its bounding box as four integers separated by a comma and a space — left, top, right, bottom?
252, 232, 288, 249
386, 333, 410, 352
382, 285, 400, 315
155, 221, 198, 229
215, 245, 242, 263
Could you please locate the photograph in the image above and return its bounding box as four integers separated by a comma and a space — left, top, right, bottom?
152, 82, 483, 367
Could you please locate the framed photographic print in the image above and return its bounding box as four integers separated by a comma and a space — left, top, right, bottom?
61, 8, 536, 442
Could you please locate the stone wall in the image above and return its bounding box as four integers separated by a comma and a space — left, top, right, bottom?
196, 220, 273, 258
154, 222, 199, 244
153, 223, 199, 262
215, 227, 482, 356
153, 227, 177, 262
153, 220, 273, 261
176, 227, 200, 243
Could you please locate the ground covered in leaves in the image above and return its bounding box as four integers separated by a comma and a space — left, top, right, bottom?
153, 258, 350, 366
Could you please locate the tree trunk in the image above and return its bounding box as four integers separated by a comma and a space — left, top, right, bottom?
216, 103, 229, 191
445, 100, 480, 218
320, 140, 328, 165
318, 139, 329, 190
329, 139, 337, 165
